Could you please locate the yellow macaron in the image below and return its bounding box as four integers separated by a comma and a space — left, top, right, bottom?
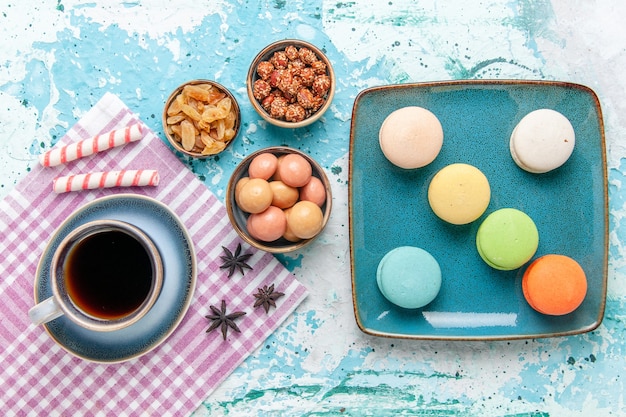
428, 163, 491, 225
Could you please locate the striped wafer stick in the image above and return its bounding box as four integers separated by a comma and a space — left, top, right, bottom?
39, 124, 144, 167
52, 170, 159, 193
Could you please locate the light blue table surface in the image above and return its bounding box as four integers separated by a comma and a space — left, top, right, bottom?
1, 1, 625, 415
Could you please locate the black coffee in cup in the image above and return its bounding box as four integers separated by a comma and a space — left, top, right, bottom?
65, 230, 153, 320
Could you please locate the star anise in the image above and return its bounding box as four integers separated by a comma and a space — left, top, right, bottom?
253, 284, 285, 314
205, 300, 247, 340
219, 243, 253, 278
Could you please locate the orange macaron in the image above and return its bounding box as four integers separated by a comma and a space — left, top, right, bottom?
522, 254, 587, 315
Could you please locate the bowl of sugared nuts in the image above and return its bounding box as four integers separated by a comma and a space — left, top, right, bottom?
247, 39, 335, 128
163, 79, 241, 158
226, 146, 333, 253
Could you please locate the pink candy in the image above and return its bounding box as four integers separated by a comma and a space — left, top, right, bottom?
41, 124, 158, 194
39, 124, 143, 167
53, 170, 159, 193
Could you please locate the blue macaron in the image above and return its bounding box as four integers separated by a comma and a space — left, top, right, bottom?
376, 246, 442, 309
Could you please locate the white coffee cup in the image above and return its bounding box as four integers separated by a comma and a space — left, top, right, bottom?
29, 219, 163, 332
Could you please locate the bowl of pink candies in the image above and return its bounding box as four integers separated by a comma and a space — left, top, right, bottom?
226, 146, 332, 253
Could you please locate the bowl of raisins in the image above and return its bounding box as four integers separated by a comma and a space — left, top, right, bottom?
162, 79, 241, 158
247, 39, 335, 128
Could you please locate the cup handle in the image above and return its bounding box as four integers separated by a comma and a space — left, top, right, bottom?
29, 297, 64, 325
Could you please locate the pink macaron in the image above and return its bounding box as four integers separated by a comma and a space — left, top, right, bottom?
379, 106, 444, 169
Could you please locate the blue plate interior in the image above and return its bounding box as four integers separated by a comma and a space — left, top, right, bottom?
349, 80, 607, 340
35, 194, 196, 362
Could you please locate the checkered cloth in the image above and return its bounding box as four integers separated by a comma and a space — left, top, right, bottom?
0, 93, 308, 416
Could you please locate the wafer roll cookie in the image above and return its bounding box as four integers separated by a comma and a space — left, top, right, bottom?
53, 170, 159, 193
39, 124, 143, 167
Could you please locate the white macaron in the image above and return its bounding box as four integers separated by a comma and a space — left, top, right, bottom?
509, 109, 575, 174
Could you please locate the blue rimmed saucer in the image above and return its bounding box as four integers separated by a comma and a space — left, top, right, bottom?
34, 194, 196, 363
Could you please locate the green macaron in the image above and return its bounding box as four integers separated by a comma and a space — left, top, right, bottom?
476, 208, 539, 270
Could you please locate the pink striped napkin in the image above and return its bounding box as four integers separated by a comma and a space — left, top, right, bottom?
0, 93, 308, 416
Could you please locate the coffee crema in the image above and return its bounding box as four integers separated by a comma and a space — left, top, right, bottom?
65, 230, 153, 320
